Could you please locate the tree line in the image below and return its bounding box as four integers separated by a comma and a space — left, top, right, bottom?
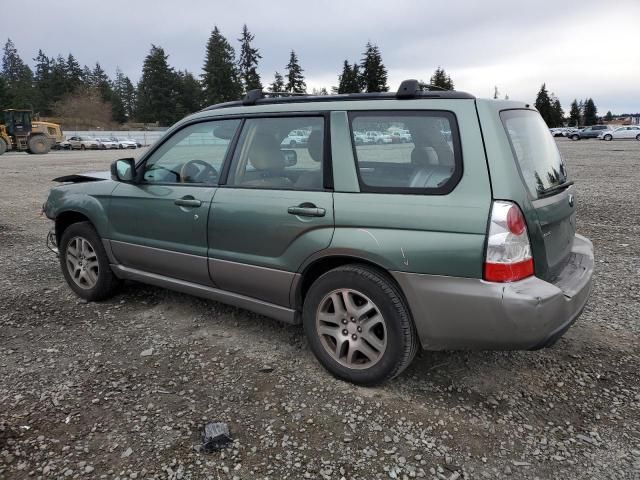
0, 29, 616, 128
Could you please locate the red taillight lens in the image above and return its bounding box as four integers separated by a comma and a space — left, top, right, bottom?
506, 206, 526, 235
483, 201, 534, 283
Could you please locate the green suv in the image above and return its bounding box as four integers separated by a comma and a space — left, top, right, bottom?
43, 81, 594, 385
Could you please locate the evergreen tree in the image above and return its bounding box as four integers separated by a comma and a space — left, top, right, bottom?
285, 50, 306, 93
569, 99, 581, 126
111, 68, 129, 123
337, 60, 362, 94
430, 67, 454, 90
360, 42, 388, 93
121, 76, 136, 119
49, 55, 69, 101
493, 86, 499, 99
583, 98, 598, 126
605, 110, 613, 122
33, 50, 52, 113
2, 38, 35, 108
237, 25, 262, 92
550, 95, 564, 127
0, 74, 11, 109
534, 83, 554, 126
175, 70, 203, 118
90, 62, 113, 102
202, 27, 242, 105
268, 71, 285, 93
136, 45, 178, 125
65, 53, 85, 93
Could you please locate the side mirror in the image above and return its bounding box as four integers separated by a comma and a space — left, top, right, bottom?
111, 158, 136, 182
281, 149, 297, 167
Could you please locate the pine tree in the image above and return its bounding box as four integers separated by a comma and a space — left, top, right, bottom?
534, 83, 554, 126
90, 62, 112, 102
604, 110, 613, 122
550, 95, 564, 127
268, 71, 285, 93
136, 45, 179, 125
569, 99, 581, 126
338, 60, 362, 94
237, 25, 262, 92
583, 98, 598, 126
0, 74, 11, 109
111, 68, 129, 123
285, 50, 306, 94
360, 42, 388, 93
121, 76, 136, 119
175, 70, 203, 118
430, 67, 454, 90
2, 38, 35, 108
33, 50, 52, 113
202, 27, 242, 105
493, 86, 499, 99
65, 53, 84, 93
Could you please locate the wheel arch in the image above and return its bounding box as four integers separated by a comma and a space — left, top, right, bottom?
55, 210, 94, 246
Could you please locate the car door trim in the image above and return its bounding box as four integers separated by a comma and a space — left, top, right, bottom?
108, 239, 212, 286
110, 264, 299, 325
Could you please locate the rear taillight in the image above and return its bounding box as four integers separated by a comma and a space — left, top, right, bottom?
483, 201, 534, 282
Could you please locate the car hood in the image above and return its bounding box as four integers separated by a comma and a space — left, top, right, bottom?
53, 170, 111, 183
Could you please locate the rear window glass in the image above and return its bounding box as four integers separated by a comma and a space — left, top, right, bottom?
500, 109, 568, 198
349, 111, 461, 194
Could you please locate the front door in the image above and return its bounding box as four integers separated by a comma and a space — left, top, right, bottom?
108, 119, 241, 285
208, 115, 334, 307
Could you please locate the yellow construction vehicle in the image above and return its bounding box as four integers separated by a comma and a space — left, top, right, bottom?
0, 109, 64, 155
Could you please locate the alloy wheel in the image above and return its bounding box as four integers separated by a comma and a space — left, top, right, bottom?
315, 288, 387, 369
65, 236, 99, 289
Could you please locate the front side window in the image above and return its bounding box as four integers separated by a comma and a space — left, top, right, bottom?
349, 111, 461, 193
227, 117, 324, 190
142, 119, 240, 185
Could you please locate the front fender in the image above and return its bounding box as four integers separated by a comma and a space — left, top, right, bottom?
44, 181, 117, 238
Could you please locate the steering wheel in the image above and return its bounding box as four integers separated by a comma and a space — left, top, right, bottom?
180, 160, 218, 183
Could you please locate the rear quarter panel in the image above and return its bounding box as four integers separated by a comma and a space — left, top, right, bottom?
326, 100, 491, 278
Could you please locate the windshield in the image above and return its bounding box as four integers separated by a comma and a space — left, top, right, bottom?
500, 109, 568, 198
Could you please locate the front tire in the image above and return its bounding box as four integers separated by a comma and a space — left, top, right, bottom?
570, 134, 579, 141
604, 134, 612, 141
636, 134, 640, 141
303, 265, 418, 385
27, 135, 50, 154
59, 222, 119, 301
0, 138, 6, 155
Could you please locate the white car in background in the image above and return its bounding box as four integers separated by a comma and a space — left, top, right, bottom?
365, 131, 393, 144
598, 126, 640, 141
67, 136, 100, 150
281, 130, 310, 147
109, 137, 138, 149
95, 138, 119, 149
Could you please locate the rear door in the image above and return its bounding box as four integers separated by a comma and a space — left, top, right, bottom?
208, 114, 333, 307
500, 109, 576, 280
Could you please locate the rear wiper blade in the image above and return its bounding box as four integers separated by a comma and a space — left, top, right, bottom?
539, 180, 574, 197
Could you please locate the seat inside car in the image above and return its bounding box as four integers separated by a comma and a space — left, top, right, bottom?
294, 130, 323, 189
241, 132, 293, 188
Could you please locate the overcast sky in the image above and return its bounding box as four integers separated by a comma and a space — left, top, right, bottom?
7, 0, 640, 113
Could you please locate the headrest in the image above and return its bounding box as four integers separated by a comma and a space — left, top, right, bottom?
307, 130, 323, 162
411, 146, 438, 166
248, 133, 285, 171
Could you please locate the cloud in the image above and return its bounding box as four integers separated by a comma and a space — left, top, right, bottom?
6, 0, 640, 113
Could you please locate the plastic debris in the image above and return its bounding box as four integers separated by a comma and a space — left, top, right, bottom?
200, 422, 232, 453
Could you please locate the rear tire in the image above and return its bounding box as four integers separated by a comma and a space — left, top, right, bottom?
0, 138, 6, 155
303, 264, 418, 385
27, 135, 50, 154
80, 144, 86, 151
59, 221, 120, 301
636, 134, 640, 141
570, 134, 579, 141
604, 134, 612, 141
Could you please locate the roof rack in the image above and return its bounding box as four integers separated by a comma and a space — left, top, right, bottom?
201, 80, 474, 111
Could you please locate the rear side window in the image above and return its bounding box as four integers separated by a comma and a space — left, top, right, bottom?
500, 110, 568, 198
349, 111, 462, 194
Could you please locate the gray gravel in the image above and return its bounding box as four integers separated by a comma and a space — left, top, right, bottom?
1, 139, 639, 479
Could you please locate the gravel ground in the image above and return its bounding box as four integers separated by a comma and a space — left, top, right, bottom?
1, 139, 639, 480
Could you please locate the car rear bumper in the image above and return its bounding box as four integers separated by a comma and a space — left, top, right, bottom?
392, 234, 594, 350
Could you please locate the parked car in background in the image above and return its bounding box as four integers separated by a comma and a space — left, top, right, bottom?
598, 125, 640, 141
365, 131, 393, 144
43, 83, 594, 385
389, 129, 412, 143
96, 138, 119, 150
281, 129, 310, 147
109, 137, 138, 149
67, 136, 100, 150
52, 140, 72, 150
549, 128, 566, 137
353, 131, 369, 145
568, 125, 611, 140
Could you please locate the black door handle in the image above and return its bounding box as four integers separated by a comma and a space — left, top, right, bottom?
175, 196, 201, 207
288, 203, 326, 217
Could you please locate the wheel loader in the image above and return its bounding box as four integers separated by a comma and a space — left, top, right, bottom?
0, 109, 64, 155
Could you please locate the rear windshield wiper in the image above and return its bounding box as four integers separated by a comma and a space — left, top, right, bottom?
538, 180, 574, 198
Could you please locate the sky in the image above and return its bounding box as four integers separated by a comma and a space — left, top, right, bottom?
5, 0, 640, 114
